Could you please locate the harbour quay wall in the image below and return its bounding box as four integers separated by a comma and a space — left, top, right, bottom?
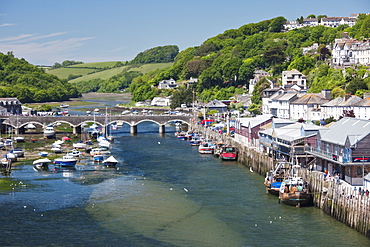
198, 125, 370, 238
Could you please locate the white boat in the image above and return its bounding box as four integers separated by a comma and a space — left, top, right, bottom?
33, 158, 51, 170
39, 151, 49, 157
4, 139, 13, 147
73, 142, 87, 150
26, 123, 36, 129
102, 156, 118, 167
44, 125, 55, 138
94, 108, 100, 112
0, 142, 4, 149
60, 104, 69, 108
51, 147, 63, 153
66, 149, 81, 157
198, 142, 215, 154
9, 148, 24, 158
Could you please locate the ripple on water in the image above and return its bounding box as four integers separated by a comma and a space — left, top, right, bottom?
87, 176, 246, 246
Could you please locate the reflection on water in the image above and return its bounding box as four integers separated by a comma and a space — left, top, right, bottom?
0, 122, 369, 246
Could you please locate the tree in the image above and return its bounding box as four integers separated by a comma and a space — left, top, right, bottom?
307, 14, 316, 18
169, 88, 193, 109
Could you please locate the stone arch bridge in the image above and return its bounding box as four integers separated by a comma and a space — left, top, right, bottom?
0, 115, 193, 135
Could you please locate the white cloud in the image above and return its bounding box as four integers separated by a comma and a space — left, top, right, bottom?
0, 33, 95, 65
0, 23, 16, 27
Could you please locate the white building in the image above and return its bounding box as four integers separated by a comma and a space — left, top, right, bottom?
151, 96, 171, 107
249, 70, 271, 94
289, 92, 331, 121
282, 69, 307, 90
158, 78, 178, 89
321, 95, 362, 120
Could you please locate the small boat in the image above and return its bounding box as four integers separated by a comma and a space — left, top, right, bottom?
278, 165, 312, 207
73, 142, 87, 150
219, 146, 238, 161
93, 153, 104, 162
14, 136, 25, 143
66, 149, 81, 157
33, 158, 51, 170
53, 156, 78, 167
264, 161, 291, 196
44, 125, 55, 138
39, 151, 49, 157
111, 124, 118, 130
60, 104, 69, 108
9, 148, 24, 158
51, 146, 63, 153
94, 108, 100, 112
86, 110, 91, 115
198, 142, 214, 154
102, 156, 118, 167
4, 139, 13, 147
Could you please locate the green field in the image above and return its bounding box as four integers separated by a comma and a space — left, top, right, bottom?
47, 62, 173, 82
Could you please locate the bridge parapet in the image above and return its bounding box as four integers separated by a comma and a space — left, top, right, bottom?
0, 115, 193, 134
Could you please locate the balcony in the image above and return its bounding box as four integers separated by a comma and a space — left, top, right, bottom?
305, 147, 351, 164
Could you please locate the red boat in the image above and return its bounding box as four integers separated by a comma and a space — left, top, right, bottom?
219, 146, 238, 161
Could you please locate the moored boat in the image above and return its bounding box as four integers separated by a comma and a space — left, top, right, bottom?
73, 142, 87, 150
279, 176, 312, 207
33, 158, 51, 170
53, 156, 78, 167
198, 142, 214, 154
93, 153, 104, 162
219, 146, 238, 161
44, 125, 55, 138
39, 151, 49, 157
14, 136, 25, 143
9, 148, 24, 158
264, 161, 291, 196
102, 156, 118, 167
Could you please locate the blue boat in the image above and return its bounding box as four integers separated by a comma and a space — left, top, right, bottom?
93, 154, 104, 162
53, 156, 78, 167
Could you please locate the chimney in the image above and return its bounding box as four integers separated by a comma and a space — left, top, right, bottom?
344, 94, 351, 101
321, 89, 332, 99
363, 93, 370, 99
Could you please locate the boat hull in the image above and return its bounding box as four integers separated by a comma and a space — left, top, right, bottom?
279, 192, 312, 207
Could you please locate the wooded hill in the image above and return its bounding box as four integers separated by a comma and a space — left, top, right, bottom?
0, 52, 81, 103
128, 14, 370, 111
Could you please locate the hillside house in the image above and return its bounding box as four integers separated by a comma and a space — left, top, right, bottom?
158, 78, 178, 89
249, 70, 272, 94
282, 69, 307, 90
204, 100, 228, 113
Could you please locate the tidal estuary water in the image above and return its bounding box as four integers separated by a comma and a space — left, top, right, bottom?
1, 122, 369, 246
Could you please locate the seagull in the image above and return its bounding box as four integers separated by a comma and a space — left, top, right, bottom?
158, 142, 161, 144
250, 167, 253, 172
184, 188, 188, 192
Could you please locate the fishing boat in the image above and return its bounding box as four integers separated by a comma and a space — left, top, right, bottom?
102, 156, 118, 167
53, 156, 78, 167
33, 158, 51, 170
198, 142, 214, 154
44, 125, 55, 138
278, 165, 312, 207
219, 146, 238, 161
264, 161, 291, 196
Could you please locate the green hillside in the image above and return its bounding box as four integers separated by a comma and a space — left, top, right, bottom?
47, 62, 173, 83
46, 61, 119, 79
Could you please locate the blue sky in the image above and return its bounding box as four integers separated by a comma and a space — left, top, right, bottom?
0, 0, 369, 65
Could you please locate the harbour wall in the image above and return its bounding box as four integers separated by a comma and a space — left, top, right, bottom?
198, 125, 370, 238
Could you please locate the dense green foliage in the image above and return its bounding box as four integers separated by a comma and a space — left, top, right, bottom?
130, 45, 179, 64
128, 14, 370, 108
0, 52, 81, 103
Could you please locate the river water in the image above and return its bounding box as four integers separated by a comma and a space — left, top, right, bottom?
1, 122, 369, 246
